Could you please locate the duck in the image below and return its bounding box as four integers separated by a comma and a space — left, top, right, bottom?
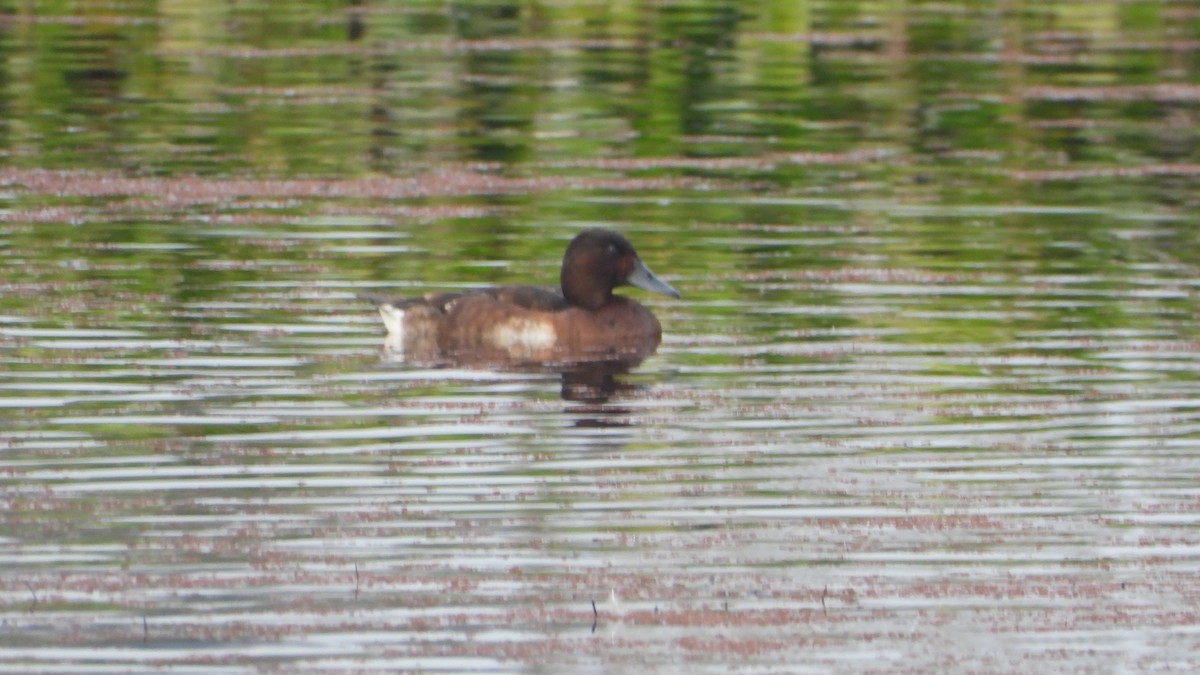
359, 229, 680, 367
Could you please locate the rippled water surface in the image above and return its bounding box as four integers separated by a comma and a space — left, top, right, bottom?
3, 1, 1200, 672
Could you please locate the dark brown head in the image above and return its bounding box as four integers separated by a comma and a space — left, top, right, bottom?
559, 229, 680, 310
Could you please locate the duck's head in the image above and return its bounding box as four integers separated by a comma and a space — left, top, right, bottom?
560, 229, 680, 310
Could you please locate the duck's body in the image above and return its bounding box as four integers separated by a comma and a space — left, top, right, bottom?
360, 229, 679, 368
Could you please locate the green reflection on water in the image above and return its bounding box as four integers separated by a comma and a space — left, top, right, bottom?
0, 0, 1196, 373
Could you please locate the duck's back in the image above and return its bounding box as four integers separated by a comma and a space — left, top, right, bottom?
363, 285, 661, 367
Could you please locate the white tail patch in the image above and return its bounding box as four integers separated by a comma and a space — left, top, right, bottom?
489, 318, 556, 357
378, 304, 406, 354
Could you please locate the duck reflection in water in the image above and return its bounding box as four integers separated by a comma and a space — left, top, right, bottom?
359, 229, 679, 403
559, 362, 645, 410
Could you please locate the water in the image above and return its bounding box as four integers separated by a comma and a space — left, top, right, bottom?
3, 1, 1200, 672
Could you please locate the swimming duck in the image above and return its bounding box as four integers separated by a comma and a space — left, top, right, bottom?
360, 229, 680, 367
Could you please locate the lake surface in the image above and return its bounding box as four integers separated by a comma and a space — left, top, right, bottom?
2, 1, 1200, 672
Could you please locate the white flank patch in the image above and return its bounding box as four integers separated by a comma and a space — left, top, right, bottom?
378, 304, 406, 354
489, 318, 556, 357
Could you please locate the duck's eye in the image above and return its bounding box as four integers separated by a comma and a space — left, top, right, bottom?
606, 243, 617, 256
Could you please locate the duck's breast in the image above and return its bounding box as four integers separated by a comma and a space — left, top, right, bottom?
549, 297, 663, 364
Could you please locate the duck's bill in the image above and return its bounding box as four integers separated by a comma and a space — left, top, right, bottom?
627, 259, 681, 298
